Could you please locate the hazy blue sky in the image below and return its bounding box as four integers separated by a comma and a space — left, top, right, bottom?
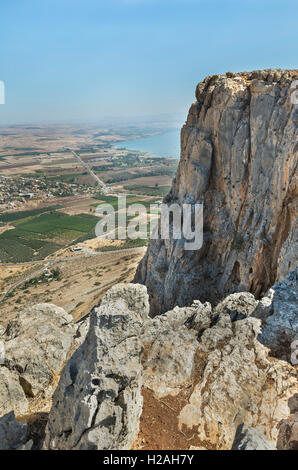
0, 0, 297, 125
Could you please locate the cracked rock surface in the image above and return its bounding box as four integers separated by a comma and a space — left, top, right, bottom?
178, 314, 297, 449
44, 283, 297, 450
1, 304, 77, 398
231, 423, 276, 450
140, 301, 211, 398
0, 411, 28, 450
44, 284, 146, 450
256, 268, 298, 362
135, 69, 298, 314
277, 393, 298, 450
0, 367, 28, 417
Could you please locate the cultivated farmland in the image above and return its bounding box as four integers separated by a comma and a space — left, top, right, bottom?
0, 210, 99, 263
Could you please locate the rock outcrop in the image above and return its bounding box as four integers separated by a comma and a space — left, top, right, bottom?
2, 70, 297, 452
0, 411, 28, 450
231, 424, 276, 450
44, 284, 146, 450
256, 268, 298, 362
178, 314, 297, 449
43, 283, 296, 450
135, 69, 298, 314
0, 303, 84, 449
277, 394, 298, 450
141, 301, 211, 398
1, 304, 77, 398
0, 367, 28, 417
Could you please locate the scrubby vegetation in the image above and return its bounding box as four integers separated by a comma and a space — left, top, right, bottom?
23, 268, 62, 289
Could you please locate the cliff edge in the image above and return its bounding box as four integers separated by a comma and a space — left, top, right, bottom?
135, 69, 298, 313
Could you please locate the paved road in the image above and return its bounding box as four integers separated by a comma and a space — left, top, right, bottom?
70, 150, 109, 194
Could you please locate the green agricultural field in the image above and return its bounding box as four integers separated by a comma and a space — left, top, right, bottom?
98, 238, 148, 251
18, 212, 98, 235
0, 206, 62, 224
123, 185, 171, 196
0, 210, 99, 263
92, 194, 153, 210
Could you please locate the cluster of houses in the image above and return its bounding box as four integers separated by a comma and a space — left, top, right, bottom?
0, 175, 98, 211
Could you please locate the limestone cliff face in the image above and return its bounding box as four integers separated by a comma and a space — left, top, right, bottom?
136, 69, 298, 314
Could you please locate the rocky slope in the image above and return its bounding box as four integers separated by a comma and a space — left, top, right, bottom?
135, 69, 298, 314
44, 285, 146, 450
0, 304, 88, 450
0, 276, 296, 450
43, 281, 297, 450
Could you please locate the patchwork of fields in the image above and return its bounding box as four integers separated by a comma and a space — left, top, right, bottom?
0, 208, 99, 263
0, 194, 161, 263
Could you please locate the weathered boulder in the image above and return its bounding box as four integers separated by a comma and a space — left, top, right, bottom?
135, 69, 298, 314
141, 303, 207, 397
101, 283, 150, 322
214, 292, 258, 322
178, 316, 297, 449
0, 411, 27, 450
0, 367, 28, 417
277, 394, 298, 450
44, 284, 147, 450
256, 269, 298, 361
231, 424, 276, 450
2, 304, 77, 398
74, 315, 90, 346
18, 439, 33, 451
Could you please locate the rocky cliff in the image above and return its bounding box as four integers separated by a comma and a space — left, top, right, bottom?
0, 277, 296, 450
0, 69, 297, 451
43, 281, 297, 450
135, 69, 298, 314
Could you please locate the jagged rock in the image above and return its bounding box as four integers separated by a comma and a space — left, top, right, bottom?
0, 367, 28, 417
277, 217, 298, 281
214, 292, 258, 322
178, 316, 297, 449
144, 300, 212, 336
232, 424, 276, 450
188, 300, 213, 332
2, 304, 77, 398
0, 411, 27, 450
140, 301, 211, 397
141, 327, 198, 398
38, 283, 297, 451
277, 394, 298, 450
135, 69, 298, 314
101, 283, 150, 321
0, 324, 5, 337
74, 315, 90, 346
252, 289, 275, 320
257, 269, 298, 361
44, 284, 147, 450
17, 439, 33, 451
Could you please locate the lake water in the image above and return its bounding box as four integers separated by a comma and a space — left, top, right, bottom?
113, 128, 181, 159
